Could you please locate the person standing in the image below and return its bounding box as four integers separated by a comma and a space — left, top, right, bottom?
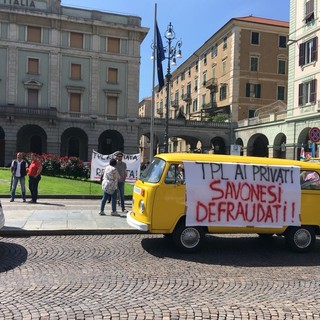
115, 151, 127, 213
10, 152, 28, 202
100, 158, 120, 216
27, 153, 42, 203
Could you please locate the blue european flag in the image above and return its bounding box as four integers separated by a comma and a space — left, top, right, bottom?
156, 22, 165, 91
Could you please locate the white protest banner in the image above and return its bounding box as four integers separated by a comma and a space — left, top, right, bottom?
184, 161, 301, 228
90, 150, 141, 183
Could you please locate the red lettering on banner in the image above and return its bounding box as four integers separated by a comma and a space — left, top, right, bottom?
209, 180, 224, 199
187, 162, 299, 227
194, 200, 293, 225
291, 202, 295, 223
196, 201, 208, 222
210, 180, 282, 203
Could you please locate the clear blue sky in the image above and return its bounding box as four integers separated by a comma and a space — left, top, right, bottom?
62, 0, 290, 101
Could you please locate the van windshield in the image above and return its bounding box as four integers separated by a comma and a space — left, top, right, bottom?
140, 158, 166, 183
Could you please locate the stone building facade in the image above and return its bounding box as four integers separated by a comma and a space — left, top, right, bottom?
0, 0, 148, 165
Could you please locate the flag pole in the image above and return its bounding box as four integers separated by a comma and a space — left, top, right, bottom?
149, 3, 157, 162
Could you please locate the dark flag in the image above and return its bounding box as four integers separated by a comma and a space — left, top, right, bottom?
156, 22, 165, 91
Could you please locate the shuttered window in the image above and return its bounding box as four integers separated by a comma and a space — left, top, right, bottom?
71, 64, 81, 80
299, 37, 318, 66
27, 26, 41, 43
246, 83, 261, 98
70, 32, 83, 49
28, 89, 38, 107
28, 58, 39, 74
305, 0, 315, 23
298, 79, 317, 106
107, 96, 117, 115
108, 68, 118, 83
107, 37, 120, 53
70, 93, 81, 112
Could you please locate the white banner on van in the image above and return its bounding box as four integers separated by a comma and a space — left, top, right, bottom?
90, 150, 140, 183
184, 161, 301, 228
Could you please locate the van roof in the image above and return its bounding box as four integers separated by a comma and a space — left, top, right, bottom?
155, 153, 320, 169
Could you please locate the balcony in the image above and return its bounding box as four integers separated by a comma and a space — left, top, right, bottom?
181, 93, 192, 103
156, 108, 163, 115
205, 78, 218, 92
0, 104, 57, 120
171, 99, 179, 109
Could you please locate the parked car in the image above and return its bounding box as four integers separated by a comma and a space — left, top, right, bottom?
0, 201, 5, 229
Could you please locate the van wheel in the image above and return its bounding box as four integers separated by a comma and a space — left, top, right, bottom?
172, 223, 205, 253
285, 226, 315, 252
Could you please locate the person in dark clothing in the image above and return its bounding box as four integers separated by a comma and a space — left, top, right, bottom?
10, 152, 28, 202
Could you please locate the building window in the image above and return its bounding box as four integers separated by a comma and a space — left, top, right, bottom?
181, 71, 185, 81
174, 90, 179, 104
277, 86, 285, 100
70, 32, 83, 49
108, 67, 118, 84
71, 64, 81, 80
195, 60, 199, 72
248, 109, 255, 118
298, 79, 317, 106
220, 84, 227, 100
70, 92, 81, 112
222, 60, 227, 75
212, 66, 216, 79
279, 35, 287, 48
299, 37, 318, 66
223, 37, 227, 50
28, 89, 38, 107
106, 95, 118, 118
194, 79, 198, 91
27, 26, 41, 43
251, 32, 260, 45
250, 56, 259, 72
202, 94, 206, 107
246, 83, 261, 98
211, 44, 218, 57
192, 98, 198, 112
278, 59, 286, 74
107, 37, 120, 53
188, 67, 191, 77
305, 0, 315, 23
203, 53, 207, 65
187, 83, 191, 95
202, 72, 207, 85
28, 58, 39, 74
186, 103, 190, 115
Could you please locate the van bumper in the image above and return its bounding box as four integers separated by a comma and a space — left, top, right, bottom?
127, 211, 149, 232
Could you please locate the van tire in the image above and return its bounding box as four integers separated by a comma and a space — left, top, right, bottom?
172, 223, 205, 253
285, 226, 315, 252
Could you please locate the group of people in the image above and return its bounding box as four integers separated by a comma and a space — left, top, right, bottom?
10, 150, 128, 214
99, 151, 127, 216
10, 152, 42, 203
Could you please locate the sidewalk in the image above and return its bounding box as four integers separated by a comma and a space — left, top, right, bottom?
0, 197, 139, 236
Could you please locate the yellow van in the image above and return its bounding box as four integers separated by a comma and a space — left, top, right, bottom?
127, 153, 320, 253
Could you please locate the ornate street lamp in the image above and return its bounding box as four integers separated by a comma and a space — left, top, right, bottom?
150, 22, 182, 153
162, 22, 182, 153
154, 22, 182, 152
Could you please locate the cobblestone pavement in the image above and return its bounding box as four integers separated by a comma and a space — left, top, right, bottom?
1, 233, 320, 319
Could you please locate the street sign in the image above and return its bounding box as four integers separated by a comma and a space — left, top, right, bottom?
309, 127, 320, 142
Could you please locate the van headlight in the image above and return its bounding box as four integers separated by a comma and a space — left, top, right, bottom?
139, 200, 145, 213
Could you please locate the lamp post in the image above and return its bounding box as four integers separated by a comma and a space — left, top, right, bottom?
162, 22, 182, 153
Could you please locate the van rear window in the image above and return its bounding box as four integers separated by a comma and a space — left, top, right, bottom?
140, 158, 166, 183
